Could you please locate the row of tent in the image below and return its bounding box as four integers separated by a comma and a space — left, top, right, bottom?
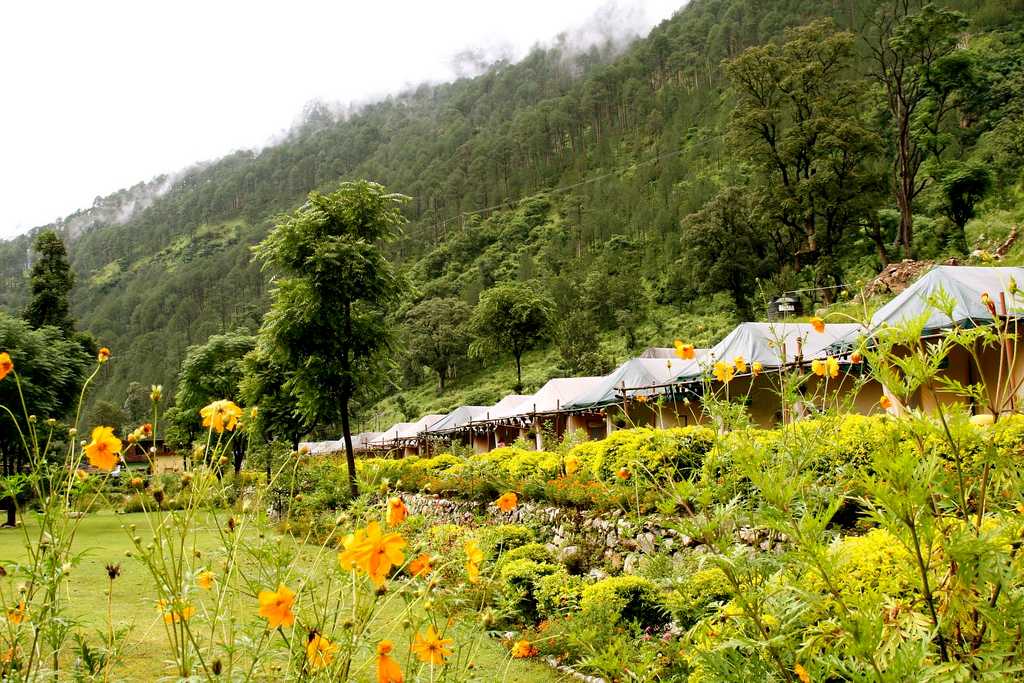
302, 266, 1024, 457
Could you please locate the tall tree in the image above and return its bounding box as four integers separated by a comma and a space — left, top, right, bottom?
0, 313, 92, 525
403, 298, 472, 392
725, 19, 882, 293
254, 181, 406, 498
23, 230, 75, 333
469, 282, 554, 392
865, 1, 968, 256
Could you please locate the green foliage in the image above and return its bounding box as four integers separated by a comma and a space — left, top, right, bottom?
480, 524, 535, 556
666, 567, 733, 628
571, 425, 715, 482
497, 559, 563, 623
469, 282, 554, 391
253, 181, 408, 495
402, 297, 472, 392
579, 575, 668, 629
535, 571, 586, 619
23, 231, 75, 334
496, 542, 554, 570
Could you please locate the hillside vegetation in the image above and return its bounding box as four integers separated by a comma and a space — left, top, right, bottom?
0, 0, 1022, 432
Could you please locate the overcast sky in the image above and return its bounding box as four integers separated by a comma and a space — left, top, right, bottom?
0, 0, 681, 239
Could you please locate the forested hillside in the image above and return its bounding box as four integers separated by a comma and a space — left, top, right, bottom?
1, 0, 1022, 433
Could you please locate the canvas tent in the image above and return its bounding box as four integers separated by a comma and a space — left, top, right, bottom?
297, 440, 344, 456
426, 406, 489, 435
564, 358, 686, 410
487, 377, 605, 423
639, 347, 676, 359
672, 322, 865, 384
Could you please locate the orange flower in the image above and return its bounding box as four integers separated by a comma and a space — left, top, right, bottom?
0, 352, 12, 381
981, 292, 996, 314
200, 399, 243, 433
733, 355, 747, 374
712, 360, 734, 384
85, 426, 122, 471
387, 497, 408, 526
510, 639, 538, 658
849, 351, 863, 364
306, 631, 339, 670
795, 663, 811, 683
97, 347, 111, 363
338, 528, 368, 571
465, 540, 483, 584
257, 583, 295, 629
564, 454, 580, 476
197, 571, 214, 590
376, 640, 404, 682
141, 422, 153, 436
634, 393, 648, 403
407, 553, 433, 577
7, 602, 26, 625
158, 599, 195, 624
349, 521, 406, 587
616, 467, 630, 480
879, 395, 893, 410
495, 492, 518, 512
810, 317, 825, 333
412, 625, 453, 665
674, 340, 696, 360
751, 361, 764, 377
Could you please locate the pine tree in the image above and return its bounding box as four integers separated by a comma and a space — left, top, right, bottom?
24, 230, 75, 334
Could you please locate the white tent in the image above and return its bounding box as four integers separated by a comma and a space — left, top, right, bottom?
673, 322, 864, 383
564, 358, 684, 409
297, 440, 344, 456
426, 405, 489, 434
487, 377, 604, 422
393, 414, 447, 443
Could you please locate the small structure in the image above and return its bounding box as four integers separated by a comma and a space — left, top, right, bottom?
484, 378, 604, 450
425, 405, 489, 450
120, 439, 184, 474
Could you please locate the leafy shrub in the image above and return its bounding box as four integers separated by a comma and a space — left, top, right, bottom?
480, 524, 535, 556
498, 559, 563, 623
666, 567, 732, 628
580, 575, 668, 628
476, 447, 560, 479
824, 528, 917, 601
495, 542, 554, 570
572, 426, 715, 482
535, 571, 586, 619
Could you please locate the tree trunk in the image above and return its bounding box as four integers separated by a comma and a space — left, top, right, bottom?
340, 393, 359, 499
4, 498, 14, 528
514, 354, 523, 393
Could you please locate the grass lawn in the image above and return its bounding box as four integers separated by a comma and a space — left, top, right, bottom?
0, 510, 563, 681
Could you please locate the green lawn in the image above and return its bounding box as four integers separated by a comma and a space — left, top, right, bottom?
0, 511, 562, 681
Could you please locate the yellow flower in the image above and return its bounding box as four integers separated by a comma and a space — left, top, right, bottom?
7, 602, 26, 625
733, 355, 747, 374
465, 540, 483, 584
200, 399, 243, 433
407, 553, 433, 578
412, 625, 453, 665
811, 357, 839, 379
510, 639, 538, 658
97, 347, 111, 363
634, 393, 648, 403
712, 360, 734, 384
674, 340, 696, 360
85, 426, 122, 471
751, 361, 763, 377
376, 640, 404, 682
306, 631, 339, 670
257, 583, 295, 629
564, 454, 580, 476
0, 352, 12, 381
810, 317, 825, 333
197, 571, 215, 590
495, 492, 518, 512
349, 521, 406, 587
387, 497, 408, 527
795, 662, 811, 683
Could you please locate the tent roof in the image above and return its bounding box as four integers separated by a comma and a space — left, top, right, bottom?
298, 440, 343, 456
673, 322, 863, 383
639, 347, 676, 358
395, 414, 446, 440
370, 423, 413, 446
354, 432, 381, 450
489, 377, 604, 420
868, 265, 1024, 333
564, 358, 682, 410
426, 405, 489, 433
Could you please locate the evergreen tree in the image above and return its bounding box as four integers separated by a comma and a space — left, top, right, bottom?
469, 282, 554, 392
23, 230, 75, 333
